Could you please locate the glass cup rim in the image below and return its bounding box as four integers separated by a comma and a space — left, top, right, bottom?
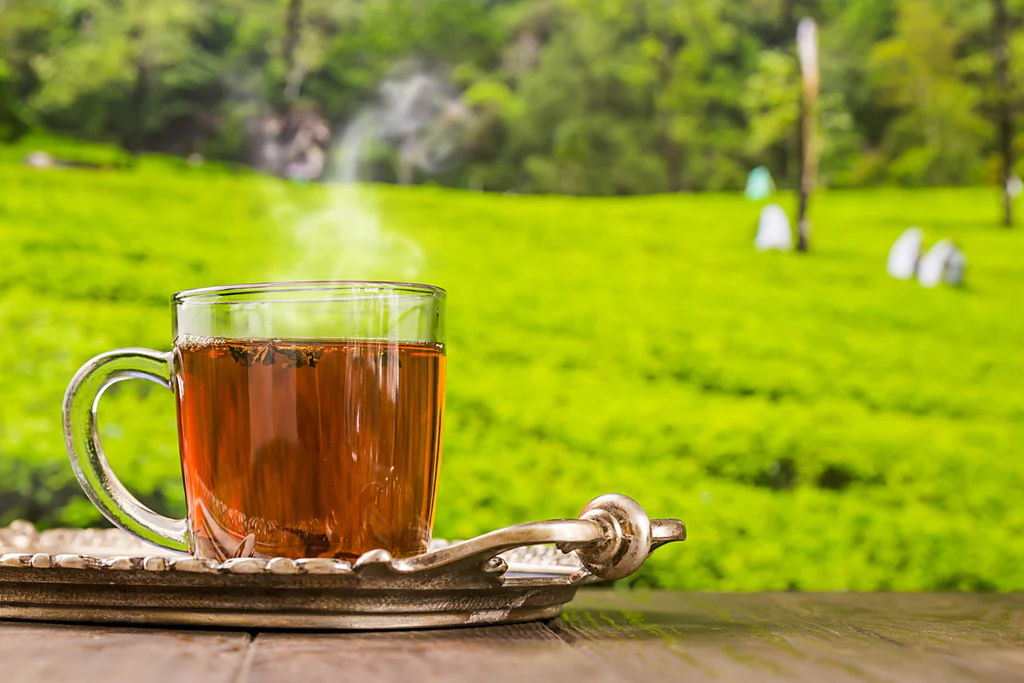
172, 280, 446, 305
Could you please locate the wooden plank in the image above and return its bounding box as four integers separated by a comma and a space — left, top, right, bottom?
4, 591, 1023, 683
241, 620, 619, 683
0, 621, 250, 683
554, 591, 1024, 683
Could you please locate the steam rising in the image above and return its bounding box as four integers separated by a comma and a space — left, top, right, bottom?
268, 67, 469, 283
277, 185, 424, 282
336, 70, 469, 184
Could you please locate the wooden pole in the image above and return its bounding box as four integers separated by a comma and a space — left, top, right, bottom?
994, 0, 1013, 228
796, 18, 819, 252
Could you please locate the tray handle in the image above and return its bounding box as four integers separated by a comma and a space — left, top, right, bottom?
393, 494, 685, 583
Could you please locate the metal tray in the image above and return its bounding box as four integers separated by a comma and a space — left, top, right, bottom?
0, 494, 685, 630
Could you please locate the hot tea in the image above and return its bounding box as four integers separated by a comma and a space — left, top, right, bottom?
173, 336, 445, 561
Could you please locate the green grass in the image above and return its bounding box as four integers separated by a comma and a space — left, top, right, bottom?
2, 136, 1023, 590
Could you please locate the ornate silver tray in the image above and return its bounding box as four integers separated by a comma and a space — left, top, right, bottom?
0, 494, 685, 630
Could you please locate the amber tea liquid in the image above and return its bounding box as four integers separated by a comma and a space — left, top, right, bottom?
173, 336, 445, 561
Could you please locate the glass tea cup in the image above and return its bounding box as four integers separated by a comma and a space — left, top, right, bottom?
63, 281, 446, 561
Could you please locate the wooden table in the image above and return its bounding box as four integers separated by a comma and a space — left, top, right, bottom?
2, 590, 1021, 682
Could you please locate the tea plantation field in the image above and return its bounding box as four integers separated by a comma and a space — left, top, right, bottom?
2, 135, 1023, 590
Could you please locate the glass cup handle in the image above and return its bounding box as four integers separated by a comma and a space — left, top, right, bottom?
62, 348, 189, 552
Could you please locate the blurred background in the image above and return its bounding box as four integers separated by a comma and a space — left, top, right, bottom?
1, 0, 1022, 590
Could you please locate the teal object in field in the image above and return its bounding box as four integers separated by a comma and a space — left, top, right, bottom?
745, 166, 774, 200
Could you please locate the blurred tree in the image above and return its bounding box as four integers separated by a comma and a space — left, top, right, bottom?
650, 0, 759, 192
0, 1, 53, 141
811, 2, 886, 185
282, 0, 303, 106
0, 58, 31, 142
505, 1, 667, 194
488, 0, 772, 193
869, 0, 990, 186
29, 0, 209, 153
265, 0, 356, 109
0, 0, 1017, 193
1010, 1, 1024, 182
994, 0, 1014, 226
743, 50, 800, 187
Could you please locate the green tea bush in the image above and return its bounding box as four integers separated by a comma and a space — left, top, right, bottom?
2, 138, 1022, 589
